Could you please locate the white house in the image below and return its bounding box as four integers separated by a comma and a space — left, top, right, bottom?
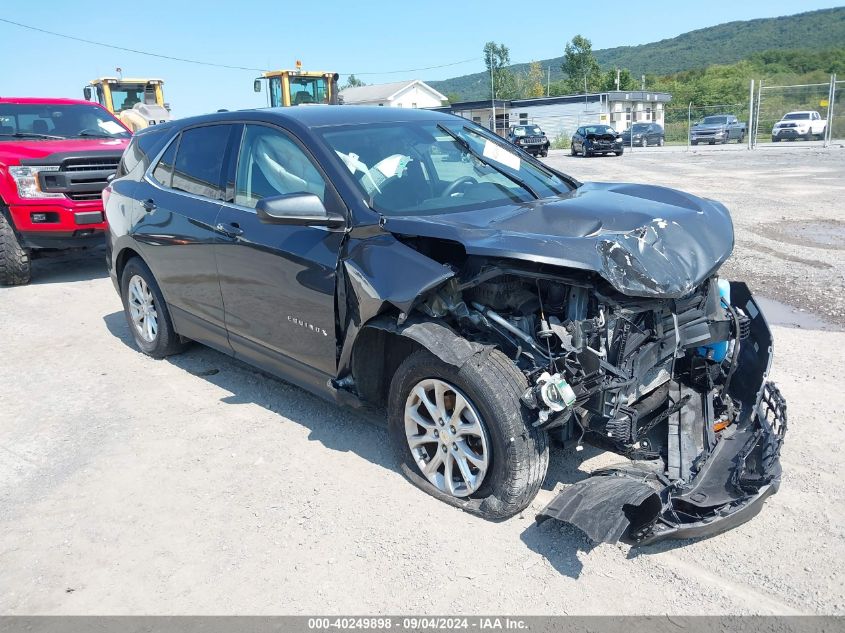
439, 91, 672, 140
340, 80, 447, 108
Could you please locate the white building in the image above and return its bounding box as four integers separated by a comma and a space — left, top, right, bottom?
340, 80, 447, 108
439, 91, 672, 140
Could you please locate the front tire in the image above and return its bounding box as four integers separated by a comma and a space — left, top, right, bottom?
120, 257, 187, 358
0, 211, 31, 286
388, 349, 548, 520
641, 137, 648, 148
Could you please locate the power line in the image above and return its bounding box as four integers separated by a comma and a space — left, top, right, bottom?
349, 58, 480, 76
0, 17, 481, 77
0, 18, 268, 72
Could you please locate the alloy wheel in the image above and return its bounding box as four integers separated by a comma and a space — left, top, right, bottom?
127, 274, 159, 343
404, 378, 490, 498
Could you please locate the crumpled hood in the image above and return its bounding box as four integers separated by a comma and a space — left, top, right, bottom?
382, 181, 734, 298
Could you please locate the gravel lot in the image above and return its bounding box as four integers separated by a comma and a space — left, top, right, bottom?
1, 146, 843, 615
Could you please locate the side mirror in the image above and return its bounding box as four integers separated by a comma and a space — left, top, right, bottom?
256, 193, 345, 228
83, 87, 92, 101
253, 79, 262, 93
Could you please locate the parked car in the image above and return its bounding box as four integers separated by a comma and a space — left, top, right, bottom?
105, 107, 785, 545
771, 111, 827, 142
506, 124, 550, 157
570, 124, 623, 157
690, 114, 746, 145
0, 97, 130, 285
620, 123, 664, 147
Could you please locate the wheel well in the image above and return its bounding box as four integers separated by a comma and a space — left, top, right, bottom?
351, 327, 422, 406
115, 247, 142, 282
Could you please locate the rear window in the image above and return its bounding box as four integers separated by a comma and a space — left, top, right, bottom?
152, 138, 178, 187
117, 129, 166, 178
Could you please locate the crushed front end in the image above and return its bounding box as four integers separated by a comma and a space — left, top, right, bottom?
412, 255, 786, 545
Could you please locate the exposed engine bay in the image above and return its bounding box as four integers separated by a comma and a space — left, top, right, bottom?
412, 258, 787, 544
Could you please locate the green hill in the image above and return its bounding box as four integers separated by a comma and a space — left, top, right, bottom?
430, 7, 845, 100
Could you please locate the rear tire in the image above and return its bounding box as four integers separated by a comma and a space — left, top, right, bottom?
0, 211, 31, 286
772, 137, 780, 142
388, 348, 549, 520
119, 257, 187, 358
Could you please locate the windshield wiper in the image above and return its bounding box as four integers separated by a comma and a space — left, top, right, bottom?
76, 131, 120, 138
0, 132, 66, 140
436, 124, 539, 199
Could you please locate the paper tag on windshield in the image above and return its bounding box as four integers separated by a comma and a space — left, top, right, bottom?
482, 140, 520, 171
99, 120, 125, 134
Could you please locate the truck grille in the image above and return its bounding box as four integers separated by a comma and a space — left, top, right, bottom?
39, 155, 122, 201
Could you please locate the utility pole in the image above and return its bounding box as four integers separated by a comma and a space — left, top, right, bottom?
584, 74, 588, 109
616, 68, 620, 90
547, 66, 551, 97
490, 49, 495, 133
641, 74, 645, 91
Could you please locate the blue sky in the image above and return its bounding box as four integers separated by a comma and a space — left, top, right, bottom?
1, 0, 841, 116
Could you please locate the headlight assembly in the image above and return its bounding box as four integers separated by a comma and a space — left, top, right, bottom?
7, 166, 63, 199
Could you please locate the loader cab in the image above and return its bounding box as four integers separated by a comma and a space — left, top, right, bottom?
254, 65, 340, 107
83, 78, 171, 132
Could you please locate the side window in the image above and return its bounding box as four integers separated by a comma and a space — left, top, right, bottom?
235, 124, 327, 208
171, 125, 230, 199
152, 137, 178, 187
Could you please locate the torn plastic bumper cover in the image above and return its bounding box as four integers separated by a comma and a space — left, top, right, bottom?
537, 287, 787, 545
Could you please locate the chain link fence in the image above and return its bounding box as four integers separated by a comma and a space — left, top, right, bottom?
752, 78, 836, 146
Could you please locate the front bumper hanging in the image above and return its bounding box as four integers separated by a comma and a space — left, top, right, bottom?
536, 284, 787, 545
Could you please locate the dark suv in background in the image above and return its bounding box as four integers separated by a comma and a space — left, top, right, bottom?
103, 106, 785, 546
620, 123, 664, 147
506, 124, 550, 157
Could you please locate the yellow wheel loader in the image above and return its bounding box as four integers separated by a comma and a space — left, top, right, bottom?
84, 78, 171, 132
254, 61, 340, 107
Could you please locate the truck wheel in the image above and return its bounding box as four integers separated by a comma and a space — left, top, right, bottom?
805, 131, 813, 141
388, 348, 549, 520
817, 128, 826, 140
738, 132, 745, 143
120, 257, 187, 358
0, 211, 31, 286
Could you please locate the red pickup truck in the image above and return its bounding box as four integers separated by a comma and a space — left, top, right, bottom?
0, 97, 131, 285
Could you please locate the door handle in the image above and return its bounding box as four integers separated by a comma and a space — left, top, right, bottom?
141, 199, 156, 212
215, 222, 243, 238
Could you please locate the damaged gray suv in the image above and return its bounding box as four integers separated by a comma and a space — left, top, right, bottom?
104, 107, 786, 545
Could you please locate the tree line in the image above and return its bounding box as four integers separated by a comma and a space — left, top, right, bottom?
464, 36, 844, 109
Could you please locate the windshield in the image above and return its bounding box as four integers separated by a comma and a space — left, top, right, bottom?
271, 75, 329, 106
320, 120, 573, 216
630, 124, 650, 132
109, 83, 149, 111
513, 126, 542, 137
783, 113, 811, 120
583, 125, 616, 135
702, 116, 728, 124
0, 103, 130, 140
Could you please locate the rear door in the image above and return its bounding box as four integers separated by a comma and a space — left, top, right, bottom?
133, 123, 233, 350
213, 122, 347, 386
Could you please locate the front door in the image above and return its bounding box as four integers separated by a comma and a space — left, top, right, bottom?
213, 123, 346, 385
